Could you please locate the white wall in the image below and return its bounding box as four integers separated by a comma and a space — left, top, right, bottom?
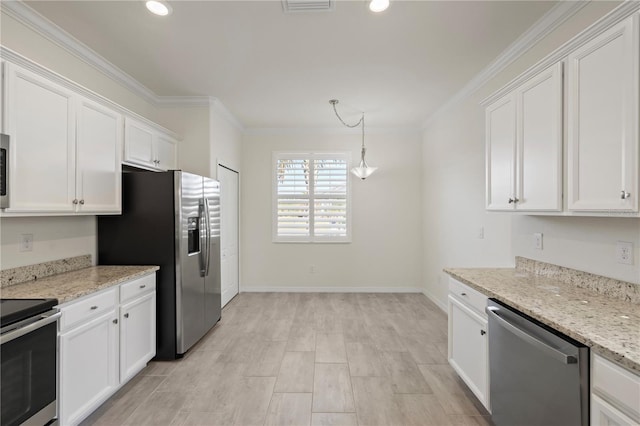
0, 216, 96, 269
422, 100, 513, 309
422, 1, 639, 309
241, 129, 423, 291
157, 106, 211, 177
210, 102, 243, 177
512, 216, 640, 283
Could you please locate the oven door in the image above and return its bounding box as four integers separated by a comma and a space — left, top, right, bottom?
1, 311, 60, 426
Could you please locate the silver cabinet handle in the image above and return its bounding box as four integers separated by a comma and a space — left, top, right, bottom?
508, 197, 519, 204
461, 292, 467, 296
486, 306, 577, 364
480, 330, 486, 336
79, 199, 85, 205
139, 284, 146, 289
124, 313, 129, 318
73, 199, 79, 205
90, 305, 98, 310
113, 319, 118, 324
621, 190, 631, 199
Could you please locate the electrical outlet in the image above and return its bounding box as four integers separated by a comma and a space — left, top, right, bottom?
20, 234, 33, 252
533, 233, 543, 250
616, 241, 633, 265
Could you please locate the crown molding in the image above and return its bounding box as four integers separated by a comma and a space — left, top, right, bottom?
479, 1, 640, 107
1, 0, 244, 115
155, 95, 212, 107
423, 0, 590, 129
0, 46, 182, 140
243, 126, 422, 136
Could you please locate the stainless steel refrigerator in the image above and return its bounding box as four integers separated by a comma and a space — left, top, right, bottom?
98, 170, 221, 360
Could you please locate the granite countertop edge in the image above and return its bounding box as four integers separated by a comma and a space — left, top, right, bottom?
0, 265, 160, 305
444, 267, 639, 374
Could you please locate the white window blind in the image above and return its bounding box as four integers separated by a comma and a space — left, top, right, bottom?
273, 152, 350, 242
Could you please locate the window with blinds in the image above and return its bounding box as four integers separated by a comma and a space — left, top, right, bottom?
273, 152, 351, 242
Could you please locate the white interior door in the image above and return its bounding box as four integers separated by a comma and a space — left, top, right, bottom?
219, 165, 239, 308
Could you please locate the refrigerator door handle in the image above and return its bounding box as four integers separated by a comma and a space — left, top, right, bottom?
199, 199, 207, 277
204, 197, 212, 277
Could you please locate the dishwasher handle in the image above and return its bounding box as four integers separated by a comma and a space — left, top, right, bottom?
486, 305, 577, 365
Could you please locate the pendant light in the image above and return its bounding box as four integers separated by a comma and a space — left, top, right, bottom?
329, 99, 378, 180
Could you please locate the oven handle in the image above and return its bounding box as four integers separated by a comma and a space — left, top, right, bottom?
0, 310, 61, 345
486, 306, 577, 364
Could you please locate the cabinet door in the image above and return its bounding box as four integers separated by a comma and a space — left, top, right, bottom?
591, 394, 637, 426
516, 63, 563, 211
59, 310, 119, 426
567, 15, 639, 211
120, 292, 156, 383
448, 295, 489, 409
155, 134, 177, 171
124, 118, 155, 169
76, 97, 122, 213
486, 94, 516, 211
4, 63, 76, 213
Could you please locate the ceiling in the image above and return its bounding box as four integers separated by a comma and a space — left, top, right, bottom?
24, 0, 557, 128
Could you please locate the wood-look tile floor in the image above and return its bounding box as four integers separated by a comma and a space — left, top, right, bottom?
82, 293, 492, 426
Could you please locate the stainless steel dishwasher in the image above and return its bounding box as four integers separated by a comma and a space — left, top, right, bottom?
486, 299, 589, 426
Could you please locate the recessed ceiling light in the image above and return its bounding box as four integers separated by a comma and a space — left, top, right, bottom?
146, 0, 172, 16
369, 0, 389, 13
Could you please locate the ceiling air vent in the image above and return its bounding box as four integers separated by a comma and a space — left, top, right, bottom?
282, 0, 334, 13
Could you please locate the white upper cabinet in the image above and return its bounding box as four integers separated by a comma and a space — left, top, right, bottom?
155, 133, 178, 171
486, 94, 516, 210
567, 15, 639, 212
4, 62, 76, 213
517, 63, 563, 211
124, 119, 154, 167
486, 63, 563, 211
76, 97, 122, 213
2, 62, 122, 215
124, 117, 177, 171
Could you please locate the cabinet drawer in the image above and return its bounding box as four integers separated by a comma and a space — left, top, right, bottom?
120, 274, 155, 303
449, 278, 487, 315
592, 354, 640, 421
60, 287, 118, 332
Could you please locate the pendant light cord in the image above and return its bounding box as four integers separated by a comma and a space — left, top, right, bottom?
330, 100, 366, 150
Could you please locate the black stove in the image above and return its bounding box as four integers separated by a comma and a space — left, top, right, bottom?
0, 298, 58, 329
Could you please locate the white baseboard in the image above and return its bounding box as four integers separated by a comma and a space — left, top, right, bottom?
240, 286, 422, 293
422, 288, 448, 313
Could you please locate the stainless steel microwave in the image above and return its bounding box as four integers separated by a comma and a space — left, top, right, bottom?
1, 134, 8, 209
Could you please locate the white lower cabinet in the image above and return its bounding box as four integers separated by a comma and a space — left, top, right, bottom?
448, 278, 490, 411
592, 395, 637, 426
59, 308, 119, 426
58, 273, 156, 425
591, 353, 640, 426
120, 291, 156, 382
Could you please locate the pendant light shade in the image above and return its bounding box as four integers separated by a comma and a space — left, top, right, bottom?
329, 99, 377, 180
351, 147, 378, 180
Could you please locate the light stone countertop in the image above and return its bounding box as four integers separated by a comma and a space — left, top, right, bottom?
0, 265, 159, 305
444, 267, 640, 373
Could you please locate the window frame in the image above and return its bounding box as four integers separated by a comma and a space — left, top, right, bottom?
272, 151, 352, 243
